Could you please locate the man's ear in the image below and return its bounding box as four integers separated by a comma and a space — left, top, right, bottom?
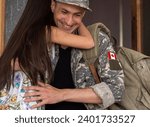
51, 0, 56, 12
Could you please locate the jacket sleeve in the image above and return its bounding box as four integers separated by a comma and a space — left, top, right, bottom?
89, 31, 125, 109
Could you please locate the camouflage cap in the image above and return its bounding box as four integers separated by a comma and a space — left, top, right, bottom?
55, 0, 92, 11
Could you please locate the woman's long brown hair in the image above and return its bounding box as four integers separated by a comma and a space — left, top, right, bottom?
0, 0, 55, 91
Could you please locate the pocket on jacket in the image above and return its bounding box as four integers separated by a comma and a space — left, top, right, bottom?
134, 59, 150, 94
137, 88, 150, 109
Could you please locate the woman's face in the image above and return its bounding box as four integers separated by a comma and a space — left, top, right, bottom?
51, 1, 85, 33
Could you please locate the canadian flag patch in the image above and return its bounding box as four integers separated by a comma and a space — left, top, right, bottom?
108, 52, 117, 60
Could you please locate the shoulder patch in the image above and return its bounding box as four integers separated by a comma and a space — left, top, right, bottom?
108, 51, 122, 70
108, 51, 117, 60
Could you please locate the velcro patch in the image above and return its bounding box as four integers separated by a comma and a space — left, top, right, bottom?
109, 60, 122, 70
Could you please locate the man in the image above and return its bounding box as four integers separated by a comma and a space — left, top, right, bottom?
24, 0, 124, 110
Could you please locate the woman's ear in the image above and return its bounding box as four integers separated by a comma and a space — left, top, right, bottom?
51, 0, 56, 12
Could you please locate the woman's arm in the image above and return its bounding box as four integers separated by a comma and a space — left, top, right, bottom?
50, 23, 94, 49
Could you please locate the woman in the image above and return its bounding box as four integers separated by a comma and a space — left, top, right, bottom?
0, 0, 94, 110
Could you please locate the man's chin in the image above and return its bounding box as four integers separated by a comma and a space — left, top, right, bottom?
60, 27, 77, 33
66, 30, 74, 33
61, 28, 74, 33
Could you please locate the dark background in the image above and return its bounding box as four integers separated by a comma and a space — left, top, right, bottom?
143, 0, 150, 55
84, 0, 132, 48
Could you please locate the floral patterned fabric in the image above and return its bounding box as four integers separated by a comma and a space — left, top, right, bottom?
0, 71, 40, 110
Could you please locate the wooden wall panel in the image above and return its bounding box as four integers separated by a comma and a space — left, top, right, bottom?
0, 0, 5, 55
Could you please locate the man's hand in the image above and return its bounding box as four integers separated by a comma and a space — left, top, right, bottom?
23, 82, 65, 109
24, 82, 102, 109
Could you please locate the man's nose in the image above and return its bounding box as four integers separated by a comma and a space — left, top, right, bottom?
65, 15, 74, 26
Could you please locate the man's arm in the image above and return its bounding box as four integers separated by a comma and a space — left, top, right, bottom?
61, 88, 102, 103
24, 82, 102, 109
88, 31, 125, 109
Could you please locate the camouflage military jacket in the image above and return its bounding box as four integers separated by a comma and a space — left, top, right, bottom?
49, 31, 124, 110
